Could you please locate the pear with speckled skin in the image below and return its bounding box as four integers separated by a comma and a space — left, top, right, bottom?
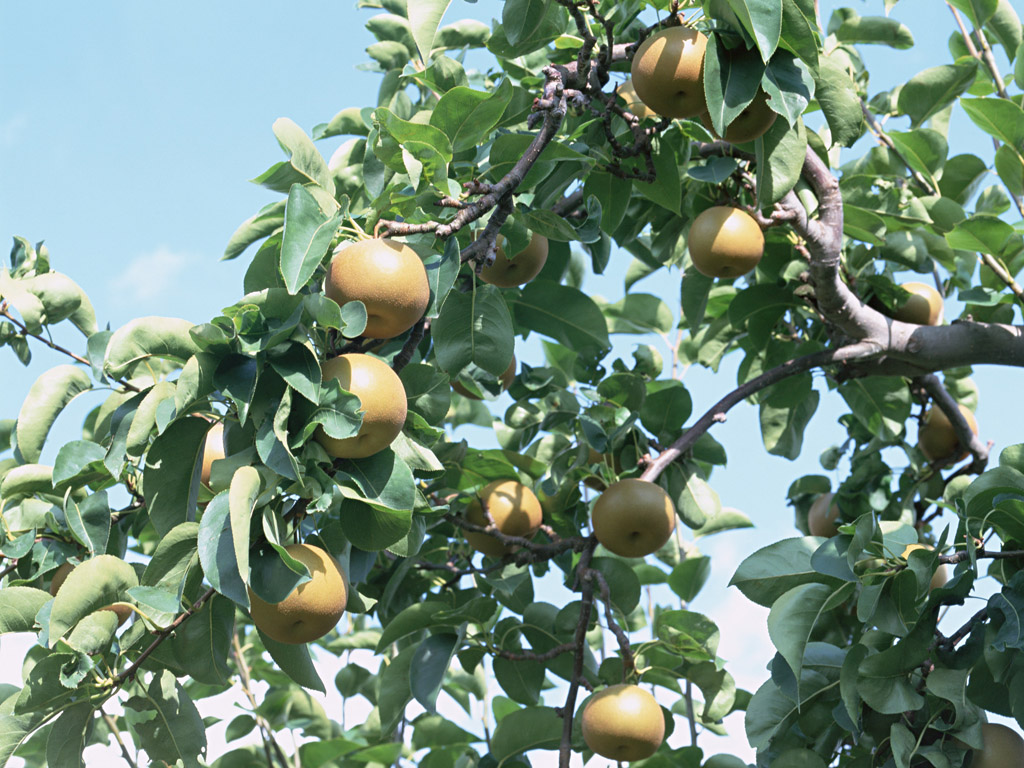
464, 479, 543, 557
479, 233, 549, 288
581, 684, 665, 761
314, 354, 407, 459
699, 89, 777, 143
592, 479, 676, 558
324, 239, 429, 339
918, 404, 978, 462
247, 543, 348, 644
630, 26, 708, 119
970, 723, 1024, 768
688, 206, 764, 279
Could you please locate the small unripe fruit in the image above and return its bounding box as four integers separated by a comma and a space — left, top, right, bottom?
592, 479, 676, 558
247, 543, 348, 645
464, 479, 544, 557
581, 684, 665, 761
807, 493, 841, 538
630, 27, 708, 119
688, 206, 764, 279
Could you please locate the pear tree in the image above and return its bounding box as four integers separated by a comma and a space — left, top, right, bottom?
2, 0, 1024, 766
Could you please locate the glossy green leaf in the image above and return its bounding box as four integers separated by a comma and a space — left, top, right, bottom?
143, 416, 209, 536
280, 184, 341, 296
198, 490, 249, 609
224, 200, 286, 260
411, 631, 461, 713
945, 214, 1016, 255
0, 587, 50, 634
433, 283, 515, 377
378, 645, 416, 735
730, 536, 838, 606
408, 0, 452, 61
725, 0, 783, 61
489, 705, 562, 762
897, 61, 978, 128
16, 364, 92, 463
960, 97, 1024, 150
104, 316, 199, 379
20, 272, 97, 336
813, 55, 864, 146
125, 669, 207, 767
830, 9, 914, 48
64, 491, 110, 555
258, 629, 326, 692
171, 594, 235, 685
49, 555, 138, 641
430, 80, 513, 153
760, 390, 819, 459
252, 117, 335, 196
509, 280, 610, 359
756, 113, 807, 205
838, 377, 910, 442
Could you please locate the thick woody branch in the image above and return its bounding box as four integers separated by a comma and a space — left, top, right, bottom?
916, 374, 989, 469
640, 343, 882, 483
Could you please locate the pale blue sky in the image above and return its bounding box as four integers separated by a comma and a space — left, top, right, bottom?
2, 0, 1023, 764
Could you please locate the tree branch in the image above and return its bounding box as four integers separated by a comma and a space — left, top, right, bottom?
391, 317, 427, 373
101, 709, 139, 768
640, 343, 882, 482
113, 587, 216, 685
558, 537, 597, 768
916, 374, 989, 470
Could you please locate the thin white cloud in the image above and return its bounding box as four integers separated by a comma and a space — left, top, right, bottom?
112, 247, 191, 301
0, 113, 28, 147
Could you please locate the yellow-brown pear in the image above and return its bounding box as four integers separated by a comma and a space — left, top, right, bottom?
970, 723, 1024, 768
902, 544, 948, 592
581, 684, 665, 761
630, 26, 708, 118
918, 404, 978, 462
248, 543, 348, 644
479, 232, 549, 288
464, 479, 543, 557
315, 354, 407, 459
688, 206, 765, 279
200, 423, 226, 486
617, 78, 656, 120
324, 239, 430, 339
808, 493, 841, 538
699, 89, 777, 143
893, 282, 943, 326
591, 479, 676, 558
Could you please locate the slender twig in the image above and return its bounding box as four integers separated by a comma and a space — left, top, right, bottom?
558, 538, 598, 768
112, 587, 216, 685
232, 633, 285, 768
640, 343, 881, 482
492, 642, 576, 663
447, 514, 588, 563
0, 560, 20, 580
939, 548, 1024, 565
589, 569, 635, 680
101, 710, 139, 768
937, 607, 987, 650
391, 317, 427, 373
684, 679, 698, 745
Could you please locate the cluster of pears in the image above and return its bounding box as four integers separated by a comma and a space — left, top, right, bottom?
629, 24, 777, 143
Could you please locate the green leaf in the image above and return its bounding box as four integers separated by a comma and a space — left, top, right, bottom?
126, 380, 176, 457
813, 55, 864, 146
337, 451, 416, 512
198, 491, 249, 609
886, 129, 947, 193
433, 283, 514, 377
493, 656, 545, 705
663, 461, 719, 529
125, 669, 207, 768
602, 293, 674, 334
337, 498, 413, 551
411, 631, 461, 713
171, 594, 235, 685
14, 652, 76, 713
489, 706, 562, 763
104, 316, 199, 379
703, 35, 765, 137
258, 630, 326, 692
45, 702, 94, 768
730, 536, 839, 606
780, 0, 820, 71
280, 184, 341, 295
269, 343, 322, 404
20, 271, 97, 336
228, 466, 260, 589
946, 213, 1016, 255
143, 416, 209, 536
224, 200, 286, 260
64, 491, 111, 555
669, 557, 713, 602
634, 138, 682, 214
760, 390, 819, 459
756, 114, 807, 205
407, 0, 452, 62
0, 587, 51, 634
726, 0, 783, 61
897, 61, 978, 128
49, 555, 138, 641
948, 0, 999, 27
430, 80, 513, 153
767, 583, 843, 699
830, 9, 914, 48
0, 463, 53, 498
960, 97, 1024, 150
509, 280, 610, 359
66, 610, 119, 655
379, 645, 416, 735
375, 107, 453, 186
252, 117, 335, 197
988, 0, 1022, 61
15, 364, 92, 463
640, 380, 693, 442
838, 377, 910, 442
142, 522, 200, 595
